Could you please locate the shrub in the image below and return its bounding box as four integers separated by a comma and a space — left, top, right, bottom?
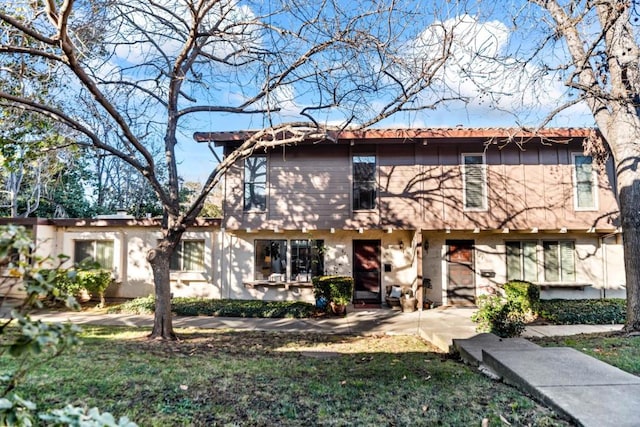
472, 295, 526, 338
503, 280, 540, 316
54, 269, 112, 307
312, 276, 354, 306
538, 299, 626, 325
109, 297, 316, 318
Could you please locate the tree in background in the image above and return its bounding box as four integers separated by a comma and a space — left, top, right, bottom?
0, 0, 473, 339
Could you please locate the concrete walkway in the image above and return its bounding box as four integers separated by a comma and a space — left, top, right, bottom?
2, 301, 636, 426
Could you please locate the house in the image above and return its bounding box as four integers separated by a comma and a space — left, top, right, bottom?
0, 127, 627, 307
193, 127, 626, 307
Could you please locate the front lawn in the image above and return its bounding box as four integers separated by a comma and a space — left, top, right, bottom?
2, 326, 571, 426
532, 332, 640, 377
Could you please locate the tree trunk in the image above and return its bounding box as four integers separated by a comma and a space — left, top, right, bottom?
615, 146, 640, 333
147, 228, 183, 340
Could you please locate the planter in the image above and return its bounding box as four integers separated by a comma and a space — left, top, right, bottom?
330, 301, 347, 316
400, 296, 417, 313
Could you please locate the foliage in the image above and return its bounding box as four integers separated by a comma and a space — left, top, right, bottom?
109, 296, 316, 319
106, 295, 155, 315
0, 224, 135, 425
503, 280, 540, 316
0, 327, 570, 426
313, 276, 354, 307
54, 269, 113, 307
538, 299, 626, 325
472, 295, 526, 338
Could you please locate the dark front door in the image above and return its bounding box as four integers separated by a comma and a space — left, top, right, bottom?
353, 240, 381, 303
446, 240, 476, 306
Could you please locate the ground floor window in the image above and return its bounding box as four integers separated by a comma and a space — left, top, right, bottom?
170, 240, 205, 272
543, 241, 575, 282
254, 239, 324, 281
291, 239, 324, 280
74, 240, 114, 269
506, 241, 538, 282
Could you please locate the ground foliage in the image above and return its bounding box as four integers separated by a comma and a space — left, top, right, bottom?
538, 299, 626, 325
1, 327, 570, 426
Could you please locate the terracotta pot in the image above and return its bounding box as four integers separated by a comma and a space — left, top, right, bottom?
330, 301, 347, 316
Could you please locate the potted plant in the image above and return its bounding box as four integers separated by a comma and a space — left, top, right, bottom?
400, 288, 417, 313
313, 275, 354, 316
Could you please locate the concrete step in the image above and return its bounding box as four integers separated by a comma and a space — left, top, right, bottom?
482, 347, 640, 427
452, 333, 541, 367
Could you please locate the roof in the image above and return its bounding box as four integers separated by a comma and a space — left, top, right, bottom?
194, 127, 594, 145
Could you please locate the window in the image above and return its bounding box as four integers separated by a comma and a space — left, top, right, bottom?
506, 241, 538, 282
255, 240, 287, 280
353, 154, 377, 210
543, 241, 575, 282
244, 155, 267, 211
170, 240, 205, 271
74, 240, 114, 269
291, 239, 324, 280
573, 154, 597, 210
253, 239, 325, 282
462, 154, 487, 210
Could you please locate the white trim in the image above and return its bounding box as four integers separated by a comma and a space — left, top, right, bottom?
571, 152, 598, 211
461, 153, 487, 211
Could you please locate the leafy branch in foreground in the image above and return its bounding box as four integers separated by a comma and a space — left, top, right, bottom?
0, 224, 136, 426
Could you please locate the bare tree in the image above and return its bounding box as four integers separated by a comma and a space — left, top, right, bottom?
498, 1, 639, 333
0, 0, 467, 339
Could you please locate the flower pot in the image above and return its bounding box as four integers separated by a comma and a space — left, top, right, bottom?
400, 297, 417, 313
330, 301, 347, 316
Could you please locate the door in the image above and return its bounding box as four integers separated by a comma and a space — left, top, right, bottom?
446, 240, 476, 306
353, 240, 381, 303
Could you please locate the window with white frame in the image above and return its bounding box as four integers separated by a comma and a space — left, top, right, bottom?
573, 154, 597, 210
352, 154, 377, 210
506, 241, 538, 282
244, 155, 267, 211
74, 240, 114, 269
543, 240, 576, 282
462, 154, 487, 210
170, 240, 205, 272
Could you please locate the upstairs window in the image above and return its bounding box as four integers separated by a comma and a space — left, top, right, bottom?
573, 154, 597, 210
170, 240, 205, 272
462, 154, 487, 210
74, 240, 114, 269
543, 241, 576, 282
506, 241, 538, 282
353, 154, 376, 210
244, 155, 267, 211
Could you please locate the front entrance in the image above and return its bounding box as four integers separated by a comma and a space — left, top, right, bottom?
353, 240, 381, 303
446, 240, 476, 306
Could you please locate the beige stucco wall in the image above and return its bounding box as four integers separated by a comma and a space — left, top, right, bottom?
421, 231, 627, 306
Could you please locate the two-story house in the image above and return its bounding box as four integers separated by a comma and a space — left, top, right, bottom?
195, 127, 626, 307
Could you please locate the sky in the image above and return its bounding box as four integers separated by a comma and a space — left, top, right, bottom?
100, 1, 596, 183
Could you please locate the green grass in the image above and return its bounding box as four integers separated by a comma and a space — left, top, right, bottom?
1, 326, 571, 426
532, 332, 640, 377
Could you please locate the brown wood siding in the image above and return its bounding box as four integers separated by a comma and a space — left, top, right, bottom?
223, 138, 619, 231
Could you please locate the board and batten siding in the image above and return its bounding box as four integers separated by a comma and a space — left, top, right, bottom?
222, 139, 617, 232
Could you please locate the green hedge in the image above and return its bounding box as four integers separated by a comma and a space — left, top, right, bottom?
312, 275, 354, 305
539, 299, 626, 325
109, 296, 316, 318
503, 280, 540, 314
